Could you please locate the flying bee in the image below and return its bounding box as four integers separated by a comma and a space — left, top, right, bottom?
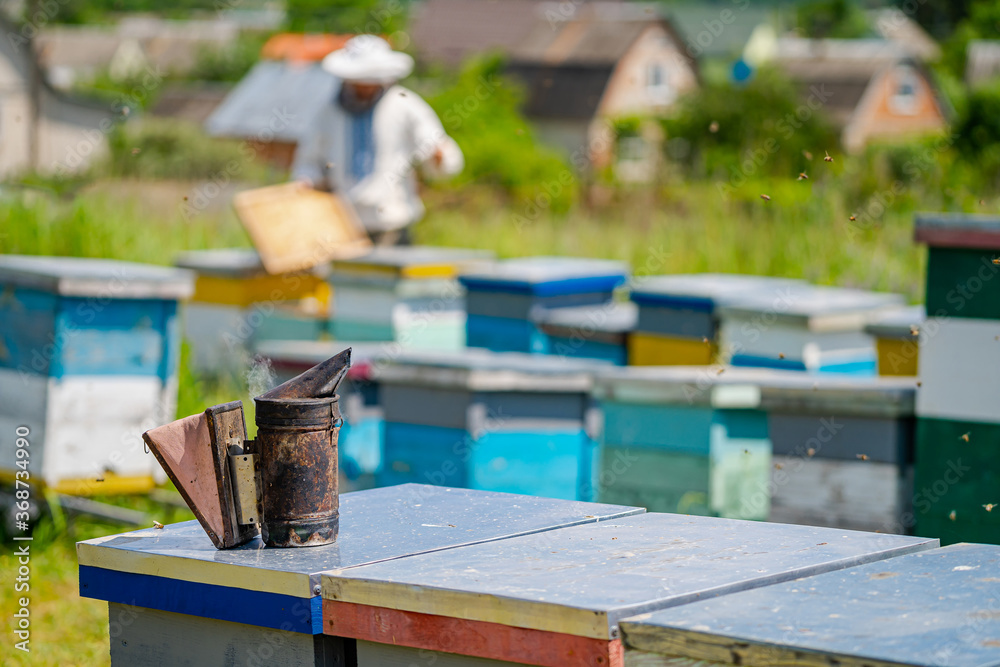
760, 194, 771, 201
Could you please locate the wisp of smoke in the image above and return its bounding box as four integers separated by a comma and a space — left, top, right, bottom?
247, 355, 277, 398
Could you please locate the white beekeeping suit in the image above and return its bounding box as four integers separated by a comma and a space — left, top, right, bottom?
292, 35, 463, 239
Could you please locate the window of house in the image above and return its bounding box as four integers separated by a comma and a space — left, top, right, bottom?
889, 66, 920, 115
646, 62, 674, 104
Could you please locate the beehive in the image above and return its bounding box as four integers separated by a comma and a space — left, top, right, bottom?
0, 255, 193, 493
593, 366, 774, 520
718, 284, 904, 375
460, 257, 628, 354
913, 212, 1000, 544
328, 246, 493, 350
533, 302, 636, 365
628, 274, 803, 366
760, 373, 917, 533
864, 304, 925, 376
376, 349, 612, 500
78, 485, 641, 666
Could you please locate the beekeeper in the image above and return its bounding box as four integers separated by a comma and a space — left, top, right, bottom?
292, 35, 464, 245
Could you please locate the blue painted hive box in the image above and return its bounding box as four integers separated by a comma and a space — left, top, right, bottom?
533, 302, 636, 365
256, 340, 391, 492
77, 484, 642, 667
628, 274, 804, 366
0, 255, 193, 494
757, 372, 917, 533
718, 284, 905, 375
175, 248, 331, 370
376, 348, 613, 500
328, 246, 493, 350
594, 365, 775, 520
460, 256, 629, 354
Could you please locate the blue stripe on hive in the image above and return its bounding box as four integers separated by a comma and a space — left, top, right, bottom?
546, 336, 626, 365
78, 565, 320, 634
629, 292, 716, 312
730, 353, 877, 376
459, 274, 626, 297
466, 314, 549, 354
730, 354, 809, 372
816, 358, 878, 375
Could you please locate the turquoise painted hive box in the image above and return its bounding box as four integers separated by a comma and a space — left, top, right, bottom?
376, 348, 613, 500
593, 365, 776, 520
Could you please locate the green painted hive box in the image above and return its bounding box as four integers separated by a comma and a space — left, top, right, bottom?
593, 366, 774, 520
914, 213, 1000, 544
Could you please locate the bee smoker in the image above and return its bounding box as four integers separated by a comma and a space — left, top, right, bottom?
143, 349, 351, 549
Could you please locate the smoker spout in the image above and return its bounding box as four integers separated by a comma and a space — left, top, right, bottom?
257, 348, 352, 400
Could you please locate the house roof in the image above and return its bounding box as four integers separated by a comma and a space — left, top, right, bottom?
772, 38, 947, 129
966, 40, 1000, 86
664, 3, 775, 59
260, 33, 354, 63
409, 0, 551, 67
869, 8, 940, 62
204, 61, 338, 142
509, 5, 658, 65
774, 39, 902, 127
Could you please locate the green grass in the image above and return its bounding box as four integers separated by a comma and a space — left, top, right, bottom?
418, 180, 929, 302
1, 496, 196, 666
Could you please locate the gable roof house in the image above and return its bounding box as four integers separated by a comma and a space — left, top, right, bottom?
0, 20, 116, 177
771, 39, 948, 153
410, 1, 699, 180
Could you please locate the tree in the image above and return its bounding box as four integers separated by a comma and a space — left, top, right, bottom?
796, 0, 870, 39
662, 67, 838, 181
284, 0, 407, 35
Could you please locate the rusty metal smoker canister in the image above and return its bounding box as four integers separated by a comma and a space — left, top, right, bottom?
254, 395, 341, 547
252, 348, 351, 548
